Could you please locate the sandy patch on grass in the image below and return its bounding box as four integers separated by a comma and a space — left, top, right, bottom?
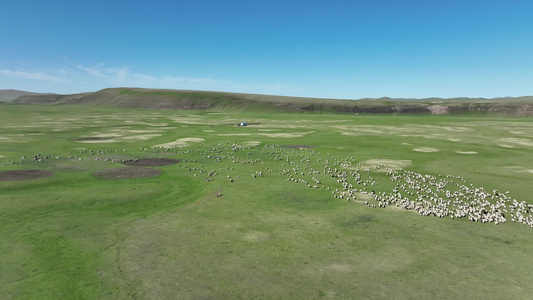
125, 121, 169, 127
455, 150, 478, 154
109, 129, 162, 133
241, 141, 262, 146
360, 159, 412, 170
76, 139, 117, 143
203, 130, 215, 132
216, 133, 252, 136
499, 138, 533, 147
353, 192, 374, 202
337, 125, 473, 136
0, 136, 27, 143
509, 131, 525, 135
448, 138, 461, 142
262, 124, 311, 129
53, 128, 76, 132
259, 131, 315, 138
413, 147, 439, 152
153, 137, 205, 148
121, 134, 163, 140
88, 133, 123, 138
256, 129, 280, 132
504, 166, 533, 174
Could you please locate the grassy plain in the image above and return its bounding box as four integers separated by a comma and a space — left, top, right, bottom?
1, 104, 532, 299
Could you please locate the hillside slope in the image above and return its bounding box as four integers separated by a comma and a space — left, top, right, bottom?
0, 89, 56, 103
12, 87, 533, 115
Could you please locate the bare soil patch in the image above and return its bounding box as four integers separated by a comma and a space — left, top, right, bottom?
0, 169, 54, 181
94, 167, 162, 179
121, 158, 180, 167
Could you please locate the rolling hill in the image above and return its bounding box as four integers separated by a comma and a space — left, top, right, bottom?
11, 87, 533, 115
0, 89, 56, 103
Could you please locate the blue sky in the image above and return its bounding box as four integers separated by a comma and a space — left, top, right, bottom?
1, 0, 532, 99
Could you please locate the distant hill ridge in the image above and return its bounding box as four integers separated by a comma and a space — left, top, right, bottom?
11, 87, 533, 115
0, 89, 56, 103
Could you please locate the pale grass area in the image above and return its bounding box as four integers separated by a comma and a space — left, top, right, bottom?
124, 121, 169, 127
336, 124, 473, 136
499, 138, 533, 147
241, 141, 262, 146
499, 144, 515, 148
215, 131, 314, 138
360, 159, 412, 170
76, 132, 163, 143
413, 147, 439, 152
216, 133, 252, 136
77, 139, 117, 143
109, 129, 163, 133
87, 133, 123, 138
53, 127, 83, 132
0, 136, 25, 143
504, 166, 533, 174
153, 137, 205, 148
262, 124, 314, 129
259, 131, 315, 138
243, 231, 271, 242
455, 151, 478, 154
121, 134, 163, 140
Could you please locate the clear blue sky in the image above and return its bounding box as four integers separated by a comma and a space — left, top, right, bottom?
1, 0, 532, 99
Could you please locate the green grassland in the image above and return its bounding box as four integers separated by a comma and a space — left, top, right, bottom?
1, 104, 532, 299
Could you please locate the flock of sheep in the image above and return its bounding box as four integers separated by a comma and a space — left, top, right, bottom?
3, 142, 532, 228
175, 142, 533, 228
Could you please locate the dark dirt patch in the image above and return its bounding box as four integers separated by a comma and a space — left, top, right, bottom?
73, 137, 112, 141
121, 158, 180, 167
282, 145, 316, 149
0, 169, 54, 181
94, 167, 162, 179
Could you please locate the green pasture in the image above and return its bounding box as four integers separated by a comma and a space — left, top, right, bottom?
1, 104, 532, 299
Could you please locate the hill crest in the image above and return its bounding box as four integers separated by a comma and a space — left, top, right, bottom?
11, 87, 533, 115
